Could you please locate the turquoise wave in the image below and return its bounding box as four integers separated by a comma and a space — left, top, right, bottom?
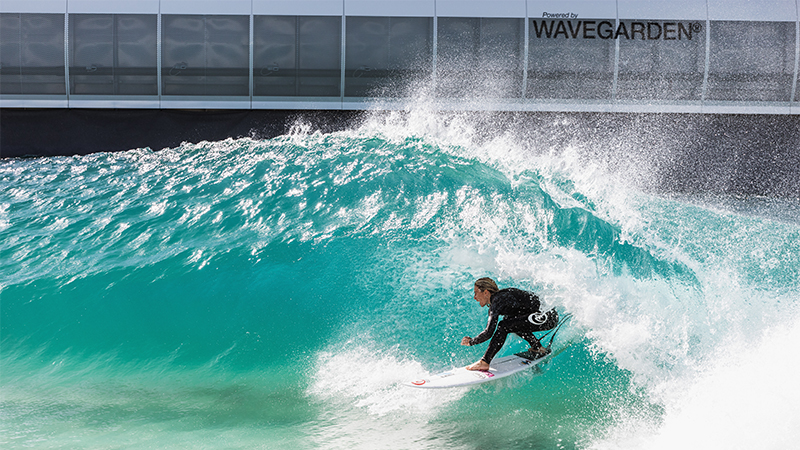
1, 125, 798, 449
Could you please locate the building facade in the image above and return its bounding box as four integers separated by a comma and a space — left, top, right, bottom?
1, 0, 799, 114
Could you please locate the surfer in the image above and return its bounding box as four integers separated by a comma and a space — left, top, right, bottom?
461, 277, 558, 371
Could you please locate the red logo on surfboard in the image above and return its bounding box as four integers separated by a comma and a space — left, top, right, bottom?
411, 380, 427, 385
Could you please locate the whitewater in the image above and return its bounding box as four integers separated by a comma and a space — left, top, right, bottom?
1, 110, 799, 449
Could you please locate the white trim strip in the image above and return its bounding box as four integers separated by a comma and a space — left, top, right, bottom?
64, 7, 70, 101
793, 5, 800, 102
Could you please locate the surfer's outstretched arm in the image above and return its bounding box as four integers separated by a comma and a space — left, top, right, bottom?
462, 307, 499, 370
461, 337, 490, 370
468, 311, 499, 346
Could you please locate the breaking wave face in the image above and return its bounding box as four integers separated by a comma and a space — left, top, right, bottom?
2, 108, 799, 450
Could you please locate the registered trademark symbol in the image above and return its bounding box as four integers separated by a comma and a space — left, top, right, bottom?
691, 23, 702, 33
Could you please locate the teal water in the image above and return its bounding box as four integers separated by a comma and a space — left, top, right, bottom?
2, 113, 799, 449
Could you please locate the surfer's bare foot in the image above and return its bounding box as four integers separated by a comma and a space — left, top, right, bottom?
466, 359, 490, 371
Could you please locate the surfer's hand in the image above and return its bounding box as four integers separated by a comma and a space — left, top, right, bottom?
460, 336, 472, 346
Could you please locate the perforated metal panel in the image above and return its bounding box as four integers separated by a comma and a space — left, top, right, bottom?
253, 15, 341, 97
0, 2, 799, 114
617, 20, 705, 100
437, 17, 524, 98
69, 14, 157, 95
527, 18, 616, 100
161, 15, 250, 97
344, 16, 432, 97
0, 13, 66, 95
707, 21, 796, 102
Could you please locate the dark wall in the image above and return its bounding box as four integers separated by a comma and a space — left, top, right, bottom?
0, 109, 360, 157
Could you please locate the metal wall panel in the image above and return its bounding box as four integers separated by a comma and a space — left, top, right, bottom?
617, 20, 706, 100
69, 14, 158, 95
344, 16, 432, 97
707, 0, 798, 22
1, 1, 799, 114
707, 21, 796, 102
617, 0, 707, 21
116, 15, 158, 95
69, 14, 114, 95
526, 0, 617, 21
253, 0, 343, 16
160, 0, 251, 15
345, 0, 435, 17
437, 17, 524, 98
253, 15, 341, 97
436, 0, 525, 18
161, 15, 250, 97
527, 17, 617, 100
68, 0, 159, 14
0, 13, 66, 95
0, 0, 66, 14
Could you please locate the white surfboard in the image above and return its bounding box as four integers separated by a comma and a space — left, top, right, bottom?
403, 350, 549, 389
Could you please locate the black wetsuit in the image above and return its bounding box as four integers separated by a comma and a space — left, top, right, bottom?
468, 288, 558, 363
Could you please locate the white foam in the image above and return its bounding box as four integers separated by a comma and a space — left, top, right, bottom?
592, 315, 800, 450
308, 345, 464, 417
306, 343, 470, 449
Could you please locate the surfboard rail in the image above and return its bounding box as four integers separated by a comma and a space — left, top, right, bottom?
403, 349, 550, 389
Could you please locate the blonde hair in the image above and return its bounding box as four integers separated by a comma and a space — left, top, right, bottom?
474, 277, 499, 294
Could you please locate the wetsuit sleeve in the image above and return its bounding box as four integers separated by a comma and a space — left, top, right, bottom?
469, 310, 499, 346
